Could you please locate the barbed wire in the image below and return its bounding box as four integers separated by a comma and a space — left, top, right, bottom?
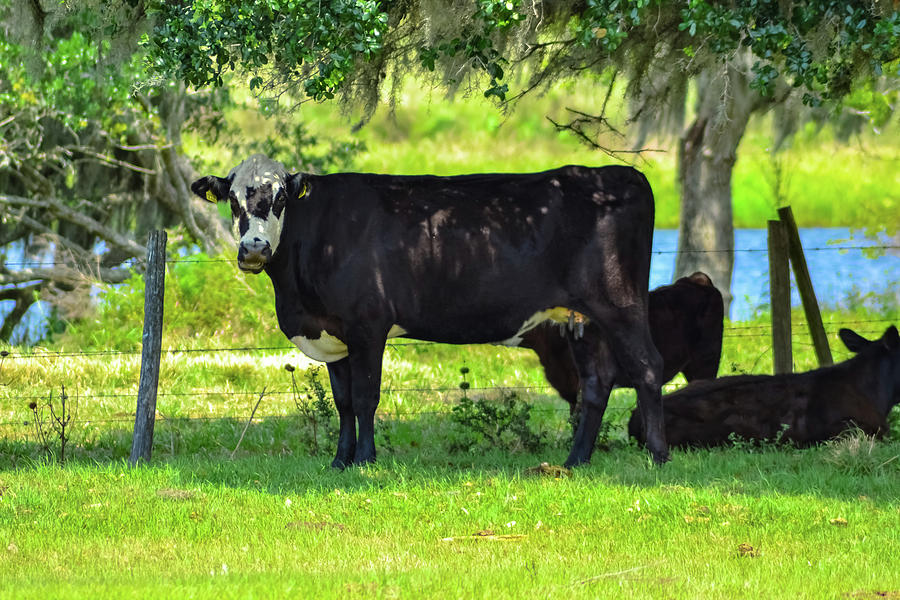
0, 403, 642, 429
0, 379, 689, 408
0, 319, 894, 360
3, 243, 899, 268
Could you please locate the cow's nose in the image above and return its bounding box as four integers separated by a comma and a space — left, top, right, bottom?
238, 238, 272, 272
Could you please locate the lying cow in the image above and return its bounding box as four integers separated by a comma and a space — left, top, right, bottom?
628, 325, 900, 447
519, 272, 724, 414
193, 154, 667, 468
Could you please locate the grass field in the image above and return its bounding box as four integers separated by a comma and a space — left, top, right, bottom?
1, 287, 899, 597
2, 445, 900, 599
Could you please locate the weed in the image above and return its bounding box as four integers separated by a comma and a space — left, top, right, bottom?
726, 423, 794, 453
448, 388, 547, 454
25, 385, 77, 464
824, 428, 900, 476
288, 364, 337, 456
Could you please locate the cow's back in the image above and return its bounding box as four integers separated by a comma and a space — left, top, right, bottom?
649, 272, 724, 382
628, 362, 893, 447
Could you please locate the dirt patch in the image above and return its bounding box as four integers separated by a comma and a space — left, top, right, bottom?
156, 488, 199, 501
524, 462, 572, 478
286, 521, 347, 532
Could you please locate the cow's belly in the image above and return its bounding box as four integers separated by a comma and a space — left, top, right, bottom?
290, 324, 408, 362
499, 307, 584, 346
400, 306, 585, 346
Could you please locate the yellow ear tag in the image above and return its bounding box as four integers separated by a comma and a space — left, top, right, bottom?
205, 190, 217, 203
298, 181, 308, 199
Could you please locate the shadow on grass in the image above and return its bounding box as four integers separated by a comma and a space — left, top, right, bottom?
2, 411, 899, 505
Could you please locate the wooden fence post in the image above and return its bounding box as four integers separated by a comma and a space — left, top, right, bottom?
777, 206, 833, 367
767, 219, 792, 374
130, 230, 167, 465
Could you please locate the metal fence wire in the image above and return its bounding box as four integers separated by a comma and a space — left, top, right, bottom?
1, 240, 898, 435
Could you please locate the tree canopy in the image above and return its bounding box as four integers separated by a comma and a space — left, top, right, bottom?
148, 1, 900, 115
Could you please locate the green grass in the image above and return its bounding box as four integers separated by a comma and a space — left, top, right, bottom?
1, 445, 899, 599
1, 284, 899, 597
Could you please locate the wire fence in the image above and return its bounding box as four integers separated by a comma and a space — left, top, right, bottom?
3, 243, 899, 269
0, 318, 894, 361
2, 241, 898, 443
1, 316, 896, 427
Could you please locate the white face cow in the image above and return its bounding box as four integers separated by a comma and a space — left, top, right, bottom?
190, 154, 302, 273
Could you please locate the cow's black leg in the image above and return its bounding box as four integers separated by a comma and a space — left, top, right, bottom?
564, 334, 616, 467
607, 313, 668, 465
327, 358, 355, 469
346, 334, 387, 466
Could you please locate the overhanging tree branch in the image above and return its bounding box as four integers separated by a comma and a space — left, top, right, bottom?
0, 194, 147, 256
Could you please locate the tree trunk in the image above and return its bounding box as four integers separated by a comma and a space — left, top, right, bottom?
675, 59, 767, 315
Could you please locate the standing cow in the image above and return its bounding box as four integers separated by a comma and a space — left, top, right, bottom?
628, 326, 900, 447
520, 272, 724, 414
192, 154, 666, 468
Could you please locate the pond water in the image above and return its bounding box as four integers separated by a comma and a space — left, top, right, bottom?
2, 228, 898, 344
650, 228, 899, 321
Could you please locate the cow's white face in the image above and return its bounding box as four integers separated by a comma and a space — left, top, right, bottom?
191, 154, 301, 273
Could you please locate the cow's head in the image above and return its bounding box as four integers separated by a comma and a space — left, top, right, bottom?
839, 325, 900, 414
191, 154, 305, 273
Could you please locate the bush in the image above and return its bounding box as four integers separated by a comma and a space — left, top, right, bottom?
58, 253, 284, 351
447, 390, 548, 454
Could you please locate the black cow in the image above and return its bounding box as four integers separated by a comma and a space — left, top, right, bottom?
628, 326, 900, 448
519, 272, 724, 414
192, 154, 666, 468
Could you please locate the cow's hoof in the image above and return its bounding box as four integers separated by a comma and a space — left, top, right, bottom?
563, 454, 590, 468
331, 457, 351, 470
650, 450, 670, 465
353, 454, 376, 466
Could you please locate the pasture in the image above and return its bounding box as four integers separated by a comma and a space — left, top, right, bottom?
1, 256, 899, 598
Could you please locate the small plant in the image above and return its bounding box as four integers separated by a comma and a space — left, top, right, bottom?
726, 423, 793, 452
287, 364, 337, 456
26, 385, 78, 464
449, 367, 547, 454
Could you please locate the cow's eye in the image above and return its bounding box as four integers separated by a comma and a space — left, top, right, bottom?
272, 190, 286, 218
229, 196, 241, 218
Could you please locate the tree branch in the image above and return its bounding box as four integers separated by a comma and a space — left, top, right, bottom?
0, 265, 135, 286
0, 283, 42, 342
0, 194, 147, 256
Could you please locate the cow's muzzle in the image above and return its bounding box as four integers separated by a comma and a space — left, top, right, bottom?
237, 239, 272, 273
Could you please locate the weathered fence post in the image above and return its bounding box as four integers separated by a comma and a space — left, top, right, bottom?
767, 219, 792, 374
777, 206, 833, 367
130, 230, 167, 465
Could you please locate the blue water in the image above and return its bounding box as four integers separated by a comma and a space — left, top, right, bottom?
650, 228, 899, 321
2, 228, 898, 343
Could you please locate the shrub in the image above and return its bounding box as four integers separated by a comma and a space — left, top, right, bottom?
59, 253, 284, 351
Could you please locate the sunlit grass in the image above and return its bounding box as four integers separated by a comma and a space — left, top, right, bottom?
1, 447, 899, 599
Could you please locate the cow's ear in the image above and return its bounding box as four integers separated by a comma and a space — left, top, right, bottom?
285, 173, 308, 201
687, 272, 713, 287
839, 328, 870, 353
882, 325, 899, 350
191, 175, 232, 203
